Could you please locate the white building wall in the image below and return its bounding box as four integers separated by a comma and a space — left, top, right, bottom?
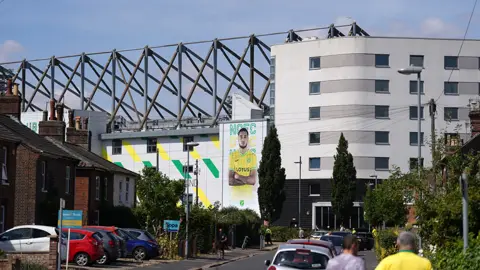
272, 36, 480, 180
113, 174, 136, 208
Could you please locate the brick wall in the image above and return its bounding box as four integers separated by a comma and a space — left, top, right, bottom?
0, 95, 21, 120
4, 235, 58, 270
14, 144, 39, 226
74, 176, 89, 226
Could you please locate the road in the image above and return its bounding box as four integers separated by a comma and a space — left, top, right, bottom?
211, 250, 378, 270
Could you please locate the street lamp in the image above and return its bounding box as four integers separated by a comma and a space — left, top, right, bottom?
369, 174, 378, 188
398, 66, 424, 179
185, 141, 199, 259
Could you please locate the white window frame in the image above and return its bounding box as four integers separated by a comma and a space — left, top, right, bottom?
65, 166, 71, 194
104, 177, 108, 201
125, 178, 130, 203
1, 146, 8, 185
41, 161, 47, 192
95, 176, 100, 201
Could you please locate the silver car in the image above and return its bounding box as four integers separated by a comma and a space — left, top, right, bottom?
265, 244, 333, 269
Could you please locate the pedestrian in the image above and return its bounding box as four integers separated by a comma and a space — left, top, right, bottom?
352, 228, 357, 235
299, 227, 305, 239
375, 231, 432, 270
217, 228, 228, 260
340, 224, 345, 232
265, 227, 273, 245
326, 234, 365, 270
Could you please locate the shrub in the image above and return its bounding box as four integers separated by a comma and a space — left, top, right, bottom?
427, 234, 480, 270
269, 226, 312, 242
374, 228, 400, 261
157, 234, 181, 259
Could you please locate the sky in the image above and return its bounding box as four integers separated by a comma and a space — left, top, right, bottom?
0, 0, 478, 119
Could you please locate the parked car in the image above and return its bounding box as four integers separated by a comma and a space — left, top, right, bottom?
264, 244, 332, 269
356, 232, 374, 250
123, 228, 158, 244
331, 231, 352, 237
310, 230, 328, 240
62, 228, 104, 266
83, 228, 119, 265
286, 239, 337, 257
0, 225, 58, 252
320, 235, 344, 255
84, 226, 158, 260
110, 232, 127, 258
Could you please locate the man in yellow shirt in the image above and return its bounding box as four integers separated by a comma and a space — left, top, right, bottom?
376, 232, 432, 270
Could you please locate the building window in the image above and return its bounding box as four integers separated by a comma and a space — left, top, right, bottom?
409, 158, 424, 170
146, 138, 157, 153
65, 166, 71, 194
95, 176, 100, 201
375, 106, 389, 119
309, 107, 321, 120
125, 178, 130, 203
375, 54, 389, 67
309, 82, 320, 95
0, 147, 7, 185
309, 57, 321, 69
410, 55, 424, 67
444, 82, 459, 95
375, 80, 389, 93
183, 136, 194, 152
409, 132, 425, 145
409, 81, 424, 94
375, 157, 389, 171
270, 83, 275, 106
270, 57, 275, 80
119, 181, 123, 203
445, 133, 461, 146
444, 107, 459, 120
309, 157, 321, 170
444, 56, 458, 69
409, 106, 425, 120
309, 184, 320, 196
112, 140, 122, 155
0, 205, 4, 233
104, 177, 108, 201
309, 132, 321, 145
41, 161, 47, 191
375, 131, 389, 145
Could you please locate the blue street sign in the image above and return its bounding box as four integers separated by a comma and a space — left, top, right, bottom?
58, 210, 83, 228
163, 220, 180, 232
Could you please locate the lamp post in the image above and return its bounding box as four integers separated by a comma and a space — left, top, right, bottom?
369, 174, 378, 188
460, 172, 469, 252
398, 66, 424, 178
294, 157, 302, 228
185, 141, 199, 259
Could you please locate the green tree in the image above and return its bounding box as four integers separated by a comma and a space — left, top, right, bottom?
135, 167, 184, 233
258, 125, 286, 222
331, 133, 357, 225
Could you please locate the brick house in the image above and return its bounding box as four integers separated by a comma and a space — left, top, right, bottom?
0, 80, 79, 228
47, 112, 138, 225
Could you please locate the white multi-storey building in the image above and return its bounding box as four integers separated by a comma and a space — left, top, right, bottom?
271, 36, 480, 229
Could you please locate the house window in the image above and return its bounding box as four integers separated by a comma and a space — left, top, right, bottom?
409, 158, 424, 170
309, 82, 321, 95
95, 176, 100, 201
444, 56, 458, 69
119, 181, 123, 203
309, 57, 321, 69
375, 157, 389, 171
409, 81, 424, 94
146, 138, 157, 153
375, 54, 389, 67
309, 157, 321, 170
409, 106, 425, 120
112, 140, 122, 155
125, 178, 130, 203
309, 132, 321, 145
183, 136, 194, 152
409, 132, 425, 145
375, 106, 389, 119
0, 147, 7, 185
41, 161, 47, 191
410, 55, 424, 67
375, 80, 389, 93
375, 131, 389, 145
104, 177, 108, 201
444, 82, 459, 95
94, 210, 100, 225
309, 184, 320, 196
445, 133, 461, 146
444, 107, 459, 120
309, 107, 321, 119
65, 166, 71, 194
0, 205, 4, 233
183, 165, 194, 174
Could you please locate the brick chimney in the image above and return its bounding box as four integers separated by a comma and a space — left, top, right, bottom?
38, 100, 66, 142
66, 112, 89, 149
469, 99, 480, 138
0, 79, 21, 120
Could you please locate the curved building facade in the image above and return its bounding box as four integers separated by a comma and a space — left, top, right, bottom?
271, 36, 480, 229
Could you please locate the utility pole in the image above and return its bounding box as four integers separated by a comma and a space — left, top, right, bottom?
195, 159, 199, 206
461, 172, 469, 252
429, 99, 437, 192
294, 157, 302, 228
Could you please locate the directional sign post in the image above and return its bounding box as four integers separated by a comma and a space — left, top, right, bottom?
58, 210, 83, 229
163, 220, 180, 233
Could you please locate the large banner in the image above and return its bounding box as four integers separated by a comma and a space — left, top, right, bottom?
220, 120, 267, 212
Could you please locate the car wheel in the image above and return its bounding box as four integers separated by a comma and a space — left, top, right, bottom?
96, 251, 109, 265
133, 247, 147, 261
74, 252, 90, 266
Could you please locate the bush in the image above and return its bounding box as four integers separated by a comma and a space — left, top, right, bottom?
427, 234, 480, 270
374, 228, 400, 261
157, 234, 181, 259
268, 226, 312, 242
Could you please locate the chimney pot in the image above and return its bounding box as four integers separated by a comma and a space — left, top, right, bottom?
6, 79, 12, 96
56, 103, 64, 122
75, 116, 81, 130
68, 110, 74, 128
83, 118, 89, 130
49, 100, 56, 120
42, 111, 48, 121
12, 83, 18, 96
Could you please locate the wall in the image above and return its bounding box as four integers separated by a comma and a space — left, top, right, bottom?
74, 176, 89, 226
4, 235, 57, 270
75, 170, 113, 225
0, 141, 16, 232
271, 36, 480, 180
113, 174, 136, 208
14, 144, 39, 226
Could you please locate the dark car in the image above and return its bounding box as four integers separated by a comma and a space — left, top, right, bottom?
356, 232, 374, 250
116, 228, 159, 260
110, 232, 128, 258
124, 228, 157, 244
331, 231, 352, 237
82, 228, 119, 265
320, 235, 344, 255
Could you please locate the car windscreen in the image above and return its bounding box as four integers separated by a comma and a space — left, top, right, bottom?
145, 231, 156, 241
116, 229, 135, 240
320, 236, 343, 247
273, 250, 329, 269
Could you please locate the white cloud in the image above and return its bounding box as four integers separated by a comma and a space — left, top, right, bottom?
0, 40, 24, 63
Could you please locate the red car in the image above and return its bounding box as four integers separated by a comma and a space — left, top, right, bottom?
62, 228, 104, 266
